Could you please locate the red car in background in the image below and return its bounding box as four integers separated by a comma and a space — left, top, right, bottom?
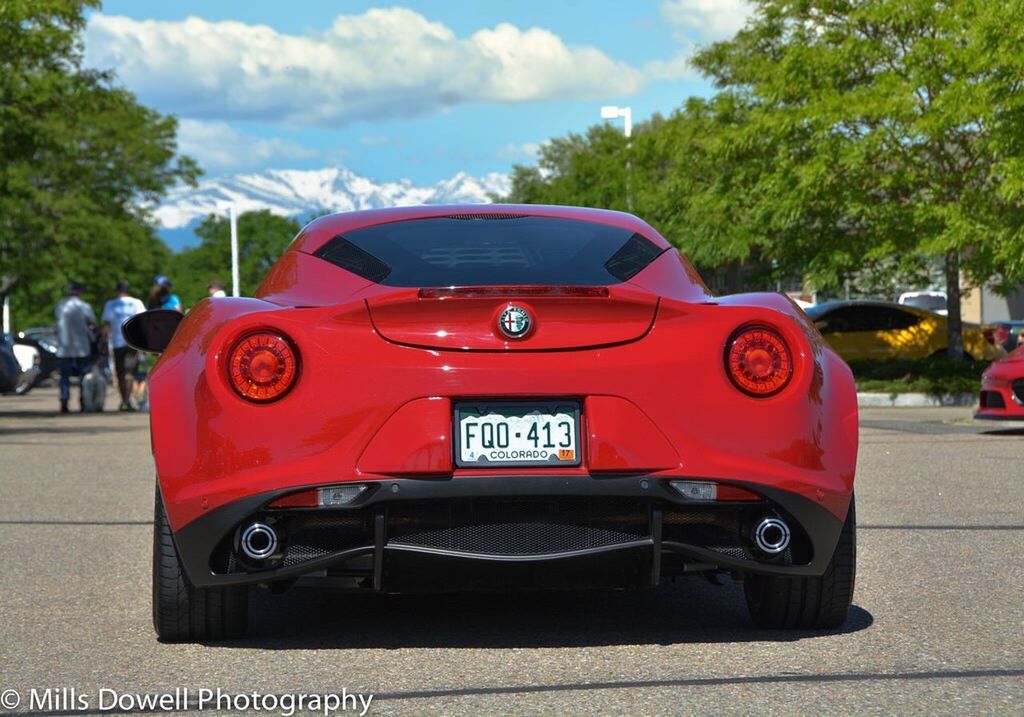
126, 205, 859, 642
976, 346, 1024, 420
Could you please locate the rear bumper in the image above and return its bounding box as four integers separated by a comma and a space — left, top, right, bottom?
171, 474, 847, 589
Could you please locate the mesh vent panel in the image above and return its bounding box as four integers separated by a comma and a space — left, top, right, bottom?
388, 498, 648, 556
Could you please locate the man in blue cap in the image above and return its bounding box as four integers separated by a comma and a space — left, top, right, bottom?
147, 275, 183, 312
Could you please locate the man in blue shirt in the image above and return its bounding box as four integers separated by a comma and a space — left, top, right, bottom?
102, 280, 146, 411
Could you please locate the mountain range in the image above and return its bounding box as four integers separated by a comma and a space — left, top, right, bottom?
155, 166, 510, 250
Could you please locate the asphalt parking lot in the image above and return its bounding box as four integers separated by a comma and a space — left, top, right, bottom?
1, 388, 1022, 716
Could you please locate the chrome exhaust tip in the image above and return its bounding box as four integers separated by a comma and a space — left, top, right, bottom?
753, 516, 791, 554
239, 522, 278, 560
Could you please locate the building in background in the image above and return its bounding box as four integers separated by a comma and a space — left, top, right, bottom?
962, 284, 1024, 324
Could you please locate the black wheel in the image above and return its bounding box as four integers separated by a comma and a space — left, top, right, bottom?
152, 486, 248, 642
744, 495, 856, 629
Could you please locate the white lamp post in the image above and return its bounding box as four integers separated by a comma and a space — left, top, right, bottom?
229, 203, 240, 297
216, 201, 241, 297
600, 105, 633, 210
600, 105, 632, 139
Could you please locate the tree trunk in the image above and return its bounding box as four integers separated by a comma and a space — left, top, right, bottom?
944, 250, 964, 360
726, 261, 742, 294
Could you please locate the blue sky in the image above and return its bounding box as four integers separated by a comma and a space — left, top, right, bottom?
86, 1, 751, 184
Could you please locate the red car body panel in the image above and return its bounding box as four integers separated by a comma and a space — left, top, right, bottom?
147, 205, 857, 588
976, 346, 1024, 419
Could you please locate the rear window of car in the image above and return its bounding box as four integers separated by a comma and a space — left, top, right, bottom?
313, 215, 665, 287
901, 295, 946, 312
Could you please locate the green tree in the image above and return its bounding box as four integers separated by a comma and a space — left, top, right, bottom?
506, 124, 633, 210
0, 0, 198, 328
686, 0, 1024, 358
169, 211, 302, 308
503, 107, 781, 291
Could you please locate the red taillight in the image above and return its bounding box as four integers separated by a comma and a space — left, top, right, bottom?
716, 483, 761, 501
227, 331, 299, 403
268, 490, 318, 508
725, 325, 793, 397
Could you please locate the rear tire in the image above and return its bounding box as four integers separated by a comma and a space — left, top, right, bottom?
152, 486, 248, 642
743, 495, 856, 629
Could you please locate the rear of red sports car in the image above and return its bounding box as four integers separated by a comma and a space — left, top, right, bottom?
143, 205, 858, 642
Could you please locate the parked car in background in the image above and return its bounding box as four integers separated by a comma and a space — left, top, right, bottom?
898, 290, 947, 315
0, 339, 21, 393
805, 300, 1002, 361
4, 334, 42, 394
993, 320, 1024, 354
16, 326, 60, 385
975, 346, 1024, 420
1, 333, 38, 394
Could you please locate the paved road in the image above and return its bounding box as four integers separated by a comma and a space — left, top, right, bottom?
1, 388, 1022, 716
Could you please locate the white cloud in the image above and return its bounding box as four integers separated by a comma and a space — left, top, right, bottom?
497, 141, 542, 162
660, 0, 752, 44
85, 9, 644, 127
177, 119, 318, 171
644, 52, 698, 81
647, 1, 754, 80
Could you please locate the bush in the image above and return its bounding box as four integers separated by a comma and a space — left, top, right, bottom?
848, 357, 988, 397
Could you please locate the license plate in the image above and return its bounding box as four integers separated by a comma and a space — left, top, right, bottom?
455, 401, 581, 468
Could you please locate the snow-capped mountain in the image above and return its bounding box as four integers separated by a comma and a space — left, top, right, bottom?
155, 166, 511, 247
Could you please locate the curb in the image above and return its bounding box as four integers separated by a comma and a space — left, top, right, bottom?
857, 392, 977, 408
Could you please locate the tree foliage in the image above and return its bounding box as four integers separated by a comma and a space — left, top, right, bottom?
0, 0, 198, 328
168, 211, 302, 309
508, 124, 632, 210
507, 0, 1024, 357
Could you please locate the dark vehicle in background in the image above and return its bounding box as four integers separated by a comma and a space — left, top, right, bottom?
16, 326, 60, 386
898, 290, 947, 316
806, 300, 1002, 361
1, 334, 32, 394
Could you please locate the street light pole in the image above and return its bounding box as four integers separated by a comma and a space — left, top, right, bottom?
600, 105, 633, 211
229, 203, 240, 298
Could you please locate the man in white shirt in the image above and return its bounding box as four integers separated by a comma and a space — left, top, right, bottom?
55, 280, 97, 413
102, 280, 146, 411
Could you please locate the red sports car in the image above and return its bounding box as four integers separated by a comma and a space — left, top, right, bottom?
976, 346, 1024, 419
126, 205, 859, 642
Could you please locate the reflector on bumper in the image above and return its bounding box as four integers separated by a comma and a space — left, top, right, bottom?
268, 484, 367, 508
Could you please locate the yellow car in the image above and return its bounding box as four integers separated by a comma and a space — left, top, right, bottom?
804, 301, 1003, 361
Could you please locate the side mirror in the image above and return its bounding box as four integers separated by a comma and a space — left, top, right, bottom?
122, 310, 183, 353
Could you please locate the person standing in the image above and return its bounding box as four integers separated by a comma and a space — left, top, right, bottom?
147, 275, 183, 312
102, 280, 146, 411
208, 280, 227, 298
55, 280, 97, 413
